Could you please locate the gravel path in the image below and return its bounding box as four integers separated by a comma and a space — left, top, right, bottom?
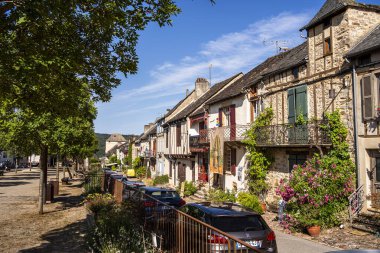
0, 168, 88, 253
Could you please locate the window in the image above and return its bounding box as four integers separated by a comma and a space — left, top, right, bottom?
358, 54, 371, 66
324, 37, 332, 55
289, 153, 307, 172
287, 85, 307, 123
292, 67, 299, 80
323, 18, 331, 29
176, 124, 181, 147
219, 105, 236, 127
165, 130, 169, 148
360, 75, 380, 121
225, 148, 237, 175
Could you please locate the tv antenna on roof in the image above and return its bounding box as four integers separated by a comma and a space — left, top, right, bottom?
263, 40, 288, 54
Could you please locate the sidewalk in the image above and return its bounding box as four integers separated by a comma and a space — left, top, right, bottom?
263, 211, 380, 251
0, 168, 88, 253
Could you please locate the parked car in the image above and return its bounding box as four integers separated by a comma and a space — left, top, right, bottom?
121, 177, 145, 199
31, 161, 39, 167
0, 160, 15, 170
179, 202, 278, 253
129, 187, 186, 222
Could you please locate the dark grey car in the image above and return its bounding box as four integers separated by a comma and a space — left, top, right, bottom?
179, 203, 278, 253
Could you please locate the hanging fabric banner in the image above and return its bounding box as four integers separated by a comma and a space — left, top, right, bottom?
210, 127, 224, 175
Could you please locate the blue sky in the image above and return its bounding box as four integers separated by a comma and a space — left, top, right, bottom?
94, 0, 379, 135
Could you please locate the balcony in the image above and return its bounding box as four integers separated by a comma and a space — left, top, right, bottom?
198, 125, 251, 143
255, 121, 331, 147
143, 150, 155, 158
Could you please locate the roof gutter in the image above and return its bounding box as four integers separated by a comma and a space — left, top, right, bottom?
349, 59, 360, 189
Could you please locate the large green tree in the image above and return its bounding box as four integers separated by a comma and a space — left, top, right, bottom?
0, 0, 180, 213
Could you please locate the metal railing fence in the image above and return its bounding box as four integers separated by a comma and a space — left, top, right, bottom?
123, 185, 266, 253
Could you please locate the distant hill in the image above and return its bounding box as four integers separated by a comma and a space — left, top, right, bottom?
95, 133, 139, 158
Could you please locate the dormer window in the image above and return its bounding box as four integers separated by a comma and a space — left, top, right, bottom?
324, 37, 332, 56
292, 67, 299, 80
323, 18, 331, 29
358, 54, 371, 66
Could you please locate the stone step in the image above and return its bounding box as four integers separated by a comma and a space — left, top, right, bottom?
194, 192, 206, 200
368, 207, 380, 215
351, 224, 379, 235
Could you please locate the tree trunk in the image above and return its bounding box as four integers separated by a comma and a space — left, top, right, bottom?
56, 154, 59, 181
38, 145, 48, 215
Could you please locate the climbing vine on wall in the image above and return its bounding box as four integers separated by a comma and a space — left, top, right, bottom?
243, 107, 274, 197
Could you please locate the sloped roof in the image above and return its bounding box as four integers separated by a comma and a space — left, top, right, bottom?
260, 42, 308, 77
301, 0, 380, 31
346, 24, 380, 58
107, 133, 127, 142
167, 73, 242, 123
140, 125, 157, 140
205, 53, 285, 105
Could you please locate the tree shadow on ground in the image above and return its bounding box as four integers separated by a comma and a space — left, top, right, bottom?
0, 181, 31, 187
0, 176, 41, 180
53, 195, 84, 208
18, 219, 89, 253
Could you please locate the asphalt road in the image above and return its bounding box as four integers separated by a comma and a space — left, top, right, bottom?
276, 230, 337, 253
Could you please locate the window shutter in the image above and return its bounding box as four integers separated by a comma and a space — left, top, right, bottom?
169, 161, 172, 177
176, 124, 181, 147
288, 89, 295, 123
361, 76, 373, 121
229, 105, 236, 141
218, 108, 223, 127
231, 148, 237, 176
295, 85, 308, 120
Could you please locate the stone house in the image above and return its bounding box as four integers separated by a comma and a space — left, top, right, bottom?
242, 0, 380, 207
105, 133, 127, 155
346, 24, 380, 210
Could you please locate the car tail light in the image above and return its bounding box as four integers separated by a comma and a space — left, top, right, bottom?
144, 201, 155, 207
208, 234, 228, 244
267, 231, 276, 241
179, 199, 186, 207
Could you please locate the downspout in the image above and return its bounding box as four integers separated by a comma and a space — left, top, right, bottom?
351, 63, 360, 188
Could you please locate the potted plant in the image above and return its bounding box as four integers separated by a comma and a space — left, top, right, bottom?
296, 207, 322, 237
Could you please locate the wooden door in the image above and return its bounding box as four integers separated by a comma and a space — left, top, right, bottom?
370, 155, 380, 209
178, 162, 186, 183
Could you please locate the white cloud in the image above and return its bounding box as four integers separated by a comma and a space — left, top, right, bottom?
115, 12, 310, 104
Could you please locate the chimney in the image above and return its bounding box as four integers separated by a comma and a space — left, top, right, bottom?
186, 89, 189, 97
144, 124, 151, 133
195, 77, 210, 98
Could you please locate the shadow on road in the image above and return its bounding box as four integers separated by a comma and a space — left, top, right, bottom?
0, 181, 31, 187
18, 219, 89, 253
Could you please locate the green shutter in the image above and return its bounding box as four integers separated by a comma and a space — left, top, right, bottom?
288, 88, 295, 123
295, 85, 308, 120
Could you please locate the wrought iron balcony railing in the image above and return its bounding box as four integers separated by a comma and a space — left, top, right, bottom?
198, 121, 331, 146
255, 121, 331, 146
198, 125, 251, 143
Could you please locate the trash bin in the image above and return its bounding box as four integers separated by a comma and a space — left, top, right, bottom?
50, 179, 59, 196
45, 182, 54, 202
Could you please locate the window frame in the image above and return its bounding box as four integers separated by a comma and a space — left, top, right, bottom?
324, 37, 332, 56
176, 124, 181, 147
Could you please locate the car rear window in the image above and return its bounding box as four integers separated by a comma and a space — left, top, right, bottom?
211, 215, 266, 232
149, 191, 179, 199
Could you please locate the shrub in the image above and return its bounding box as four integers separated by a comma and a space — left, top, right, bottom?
153, 175, 169, 186
87, 202, 154, 253
183, 181, 197, 197
207, 189, 236, 203
85, 193, 115, 214
132, 157, 142, 169
135, 166, 146, 178
237, 192, 263, 214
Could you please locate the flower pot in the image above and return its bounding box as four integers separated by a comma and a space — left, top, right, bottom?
260, 202, 267, 213
306, 225, 321, 237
